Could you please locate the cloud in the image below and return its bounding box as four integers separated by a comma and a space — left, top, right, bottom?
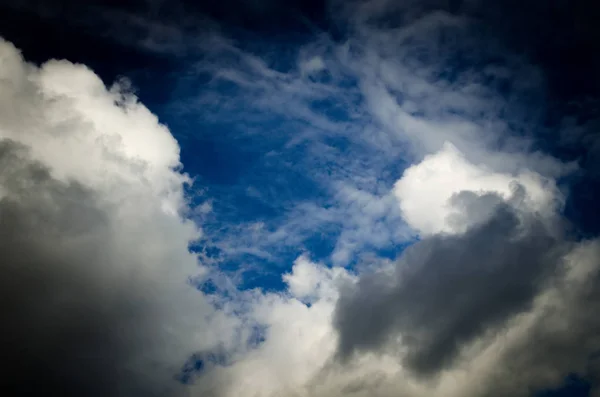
440, 239, 600, 397
283, 255, 352, 303
191, 256, 356, 397
330, 142, 600, 396
394, 142, 562, 235
2, 1, 599, 396
0, 38, 237, 396
195, 232, 600, 397
334, 189, 568, 373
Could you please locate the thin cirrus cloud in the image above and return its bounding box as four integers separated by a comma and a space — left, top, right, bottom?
1, 0, 600, 397
163, 3, 574, 277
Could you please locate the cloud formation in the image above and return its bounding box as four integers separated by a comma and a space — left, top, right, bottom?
0, 38, 236, 396
393, 142, 562, 235
335, 188, 567, 375
2, 0, 600, 396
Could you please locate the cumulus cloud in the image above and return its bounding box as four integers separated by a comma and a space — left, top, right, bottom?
197, 229, 600, 397
190, 256, 350, 397
394, 142, 562, 235
331, 127, 599, 395
0, 38, 237, 396
335, 190, 567, 372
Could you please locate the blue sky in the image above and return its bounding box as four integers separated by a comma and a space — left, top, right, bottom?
152, 34, 419, 290
1, 1, 600, 397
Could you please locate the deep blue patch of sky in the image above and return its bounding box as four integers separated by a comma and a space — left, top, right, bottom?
536, 374, 592, 397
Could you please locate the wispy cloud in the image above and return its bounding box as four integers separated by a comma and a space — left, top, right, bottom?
166, 3, 572, 275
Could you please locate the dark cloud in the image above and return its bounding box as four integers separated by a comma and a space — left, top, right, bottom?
467, 239, 600, 397
0, 140, 186, 397
334, 191, 568, 376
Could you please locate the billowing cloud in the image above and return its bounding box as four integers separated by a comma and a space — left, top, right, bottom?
332, 138, 600, 395
335, 190, 567, 374
2, 0, 600, 396
0, 38, 237, 396
394, 142, 562, 235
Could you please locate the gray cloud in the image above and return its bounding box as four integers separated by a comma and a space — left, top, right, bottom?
460, 239, 600, 397
0, 140, 194, 397
334, 190, 569, 376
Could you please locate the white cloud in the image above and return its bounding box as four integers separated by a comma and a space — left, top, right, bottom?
193, 257, 359, 397
0, 37, 239, 396
0, 45, 188, 213
393, 142, 563, 235
283, 255, 353, 302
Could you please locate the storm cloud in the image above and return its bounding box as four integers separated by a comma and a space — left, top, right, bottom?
0, 140, 162, 396
334, 189, 568, 376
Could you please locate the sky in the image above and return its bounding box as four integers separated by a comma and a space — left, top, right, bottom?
1, 0, 600, 396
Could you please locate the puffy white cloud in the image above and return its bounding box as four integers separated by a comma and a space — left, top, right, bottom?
283, 255, 337, 302
394, 142, 563, 235
191, 260, 345, 397
0, 43, 186, 213
0, 37, 238, 396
